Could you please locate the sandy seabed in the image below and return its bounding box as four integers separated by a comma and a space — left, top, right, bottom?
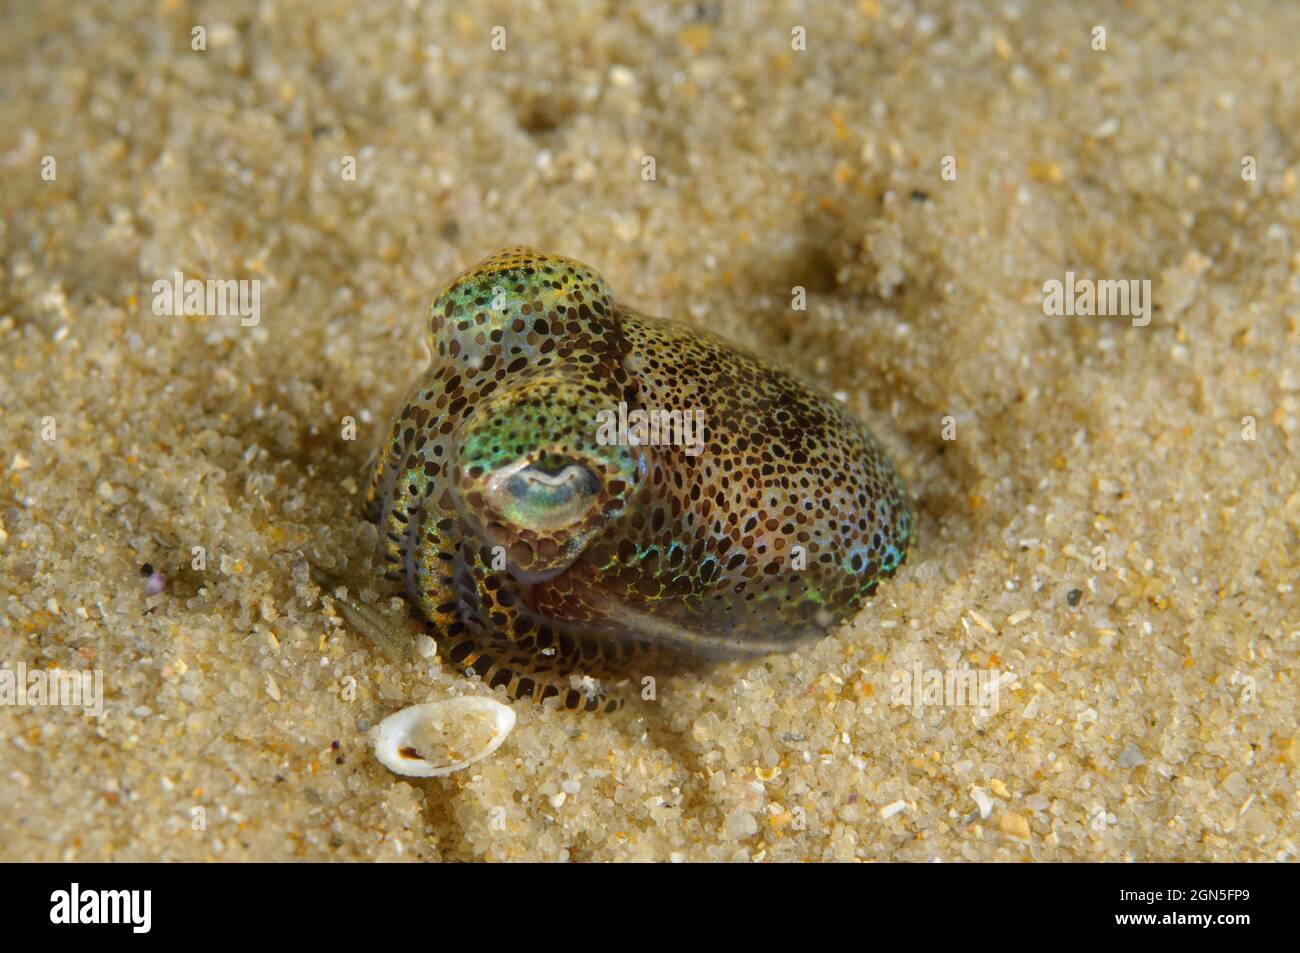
0, 0, 1296, 862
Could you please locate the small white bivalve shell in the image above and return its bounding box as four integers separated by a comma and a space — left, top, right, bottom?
373, 696, 516, 778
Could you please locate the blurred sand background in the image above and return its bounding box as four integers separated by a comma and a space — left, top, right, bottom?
0, 0, 1296, 861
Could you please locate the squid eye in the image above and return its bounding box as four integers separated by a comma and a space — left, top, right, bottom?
486, 458, 600, 532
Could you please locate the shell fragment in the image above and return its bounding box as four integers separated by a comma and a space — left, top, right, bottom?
373, 697, 516, 778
